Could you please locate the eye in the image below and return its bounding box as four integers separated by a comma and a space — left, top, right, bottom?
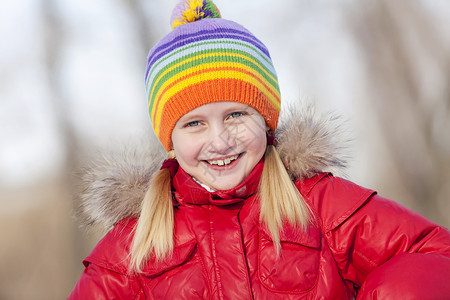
184, 120, 201, 127
228, 111, 246, 119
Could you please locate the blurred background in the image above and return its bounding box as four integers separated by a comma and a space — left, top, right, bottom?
0, 0, 449, 298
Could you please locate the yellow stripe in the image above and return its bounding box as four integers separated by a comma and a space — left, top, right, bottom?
149, 61, 280, 121
152, 63, 280, 133
153, 69, 280, 136
148, 52, 277, 116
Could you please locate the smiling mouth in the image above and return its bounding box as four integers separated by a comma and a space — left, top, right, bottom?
204, 153, 242, 166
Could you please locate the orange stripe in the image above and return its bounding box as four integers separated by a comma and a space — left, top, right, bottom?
151, 66, 280, 124
157, 78, 279, 150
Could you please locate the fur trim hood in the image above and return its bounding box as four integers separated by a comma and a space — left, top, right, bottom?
77, 105, 349, 230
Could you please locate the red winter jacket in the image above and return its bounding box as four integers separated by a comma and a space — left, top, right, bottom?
69, 161, 450, 299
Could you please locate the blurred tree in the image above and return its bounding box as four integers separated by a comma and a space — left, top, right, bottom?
0, 0, 161, 298
349, 0, 450, 226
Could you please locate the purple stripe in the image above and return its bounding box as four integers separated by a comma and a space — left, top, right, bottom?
151, 27, 268, 63
145, 28, 269, 78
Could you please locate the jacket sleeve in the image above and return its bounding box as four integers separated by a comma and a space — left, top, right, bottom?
68, 262, 144, 300
300, 174, 450, 299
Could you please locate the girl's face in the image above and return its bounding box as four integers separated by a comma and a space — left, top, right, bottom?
171, 102, 267, 191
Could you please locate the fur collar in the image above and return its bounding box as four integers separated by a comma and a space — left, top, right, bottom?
78, 104, 349, 231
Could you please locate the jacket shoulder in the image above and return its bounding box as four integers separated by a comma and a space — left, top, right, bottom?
84, 218, 137, 274
296, 174, 375, 232
84, 214, 198, 277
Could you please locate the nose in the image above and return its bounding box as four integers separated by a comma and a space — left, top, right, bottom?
208, 123, 237, 154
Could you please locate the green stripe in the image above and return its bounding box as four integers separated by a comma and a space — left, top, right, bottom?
146, 39, 274, 87
148, 48, 279, 109
148, 50, 279, 110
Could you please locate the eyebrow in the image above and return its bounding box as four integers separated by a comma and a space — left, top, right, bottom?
178, 114, 204, 123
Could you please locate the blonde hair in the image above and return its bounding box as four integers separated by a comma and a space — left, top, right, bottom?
129, 145, 310, 273
129, 168, 174, 273
259, 145, 310, 252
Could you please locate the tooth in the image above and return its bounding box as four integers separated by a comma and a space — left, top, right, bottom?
207, 155, 240, 166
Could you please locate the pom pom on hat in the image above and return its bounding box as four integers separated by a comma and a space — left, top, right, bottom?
170, 0, 221, 29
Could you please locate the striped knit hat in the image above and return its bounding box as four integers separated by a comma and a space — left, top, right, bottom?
145, 0, 281, 150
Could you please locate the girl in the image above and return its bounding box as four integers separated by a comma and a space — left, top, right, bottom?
69, 1, 450, 299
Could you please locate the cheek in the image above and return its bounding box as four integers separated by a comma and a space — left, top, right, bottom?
252, 132, 267, 155
239, 123, 267, 154
172, 132, 202, 164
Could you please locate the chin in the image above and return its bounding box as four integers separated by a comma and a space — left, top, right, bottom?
209, 176, 244, 191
